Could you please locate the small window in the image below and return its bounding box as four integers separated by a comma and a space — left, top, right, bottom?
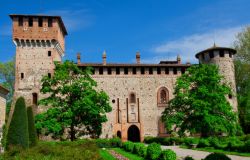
124, 68, 128, 75
18, 17, 23, 26
108, 68, 112, 75
48, 51, 51, 57
229, 94, 233, 99
173, 68, 177, 75
229, 52, 232, 58
28, 17, 33, 27
32, 93, 38, 105
219, 50, 224, 57
130, 93, 136, 103
48, 73, 51, 78
21, 73, 24, 79
149, 68, 153, 74
116, 67, 120, 75
141, 67, 145, 74
132, 67, 136, 74
38, 17, 43, 27
99, 68, 103, 75
48, 18, 53, 27
157, 67, 161, 74
209, 51, 214, 58
165, 68, 169, 74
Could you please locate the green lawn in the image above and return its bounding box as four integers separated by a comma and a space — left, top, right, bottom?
112, 148, 144, 160
99, 149, 116, 160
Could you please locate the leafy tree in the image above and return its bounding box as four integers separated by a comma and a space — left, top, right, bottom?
6, 97, 29, 149
234, 26, 250, 133
36, 61, 112, 141
0, 58, 15, 115
162, 64, 240, 137
27, 106, 37, 147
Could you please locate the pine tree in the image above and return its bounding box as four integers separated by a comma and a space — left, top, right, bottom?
27, 106, 37, 147
6, 97, 29, 149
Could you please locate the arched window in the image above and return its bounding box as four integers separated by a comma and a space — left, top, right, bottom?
130, 93, 136, 103
157, 87, 169, 107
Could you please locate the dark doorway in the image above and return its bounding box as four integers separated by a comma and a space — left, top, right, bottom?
127, 125, 140, 142
117, 131, 121, 139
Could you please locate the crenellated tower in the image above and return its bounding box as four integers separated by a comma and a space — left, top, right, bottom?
10, 14, 67, 113
195, 45, 238, 111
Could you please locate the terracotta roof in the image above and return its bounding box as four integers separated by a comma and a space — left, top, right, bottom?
9, 14, 68, 35
77, 63, 191, 67
0, 84, 9, 95
195, 46, 236, 58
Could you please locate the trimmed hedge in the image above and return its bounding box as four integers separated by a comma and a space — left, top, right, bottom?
95, 138, 121, 148
6, 97, 29, 150
204, 152, 231, 160
27, 106, 37, 147
146, 142, 162, 160
160, 149, 176, 160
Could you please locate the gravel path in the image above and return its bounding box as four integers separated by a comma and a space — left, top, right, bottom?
108, 150, 129, 160
161, 146, 250, 160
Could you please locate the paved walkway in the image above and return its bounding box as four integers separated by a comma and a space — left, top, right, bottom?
161, 146, 250, 160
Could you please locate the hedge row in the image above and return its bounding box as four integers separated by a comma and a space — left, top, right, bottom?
144, 136, 250, 153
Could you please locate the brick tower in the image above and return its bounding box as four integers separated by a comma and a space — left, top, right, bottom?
10, 15, 67, 113
195, 45, 238, 111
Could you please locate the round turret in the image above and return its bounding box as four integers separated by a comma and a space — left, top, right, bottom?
195, 45, 238, 111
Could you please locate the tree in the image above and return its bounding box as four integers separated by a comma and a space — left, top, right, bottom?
36, 61, 112, 141
234, 26, 250, 133
6, 97, 29, 149
0, 57, 15, 115
27, 106, 37, 147
162, 64, 240, 137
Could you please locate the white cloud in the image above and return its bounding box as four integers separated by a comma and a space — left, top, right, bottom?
146, 26, 244, 64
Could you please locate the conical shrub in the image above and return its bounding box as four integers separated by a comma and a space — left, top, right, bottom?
6, 97, 29, 149
27, 106, 37, 147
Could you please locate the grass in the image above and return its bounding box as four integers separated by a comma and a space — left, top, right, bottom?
99, 149, 116, 160
180, 146, 250, 157
0, 140, 102, 160
112, 148, 144, 160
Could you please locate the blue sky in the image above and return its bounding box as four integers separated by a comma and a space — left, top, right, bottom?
1, 0, 250, 64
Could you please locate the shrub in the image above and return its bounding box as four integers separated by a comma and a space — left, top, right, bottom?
183, 137, 199, 148
95, 138, 121, 148
242, 140, 250, 152
184, 156, 195, 160
208, 137, 226, 149
133, 143, 145, 154
123, 141, 134, 152
225, 137, 244, 151
204, 152, 231, 160
6, 97, 29, 150
110, 137, 122, 147
146, 142, 162, 160
160, 149, 176, 160
197, 139, 210, 148
138, 145, 147, 158
27, 106, 37, 147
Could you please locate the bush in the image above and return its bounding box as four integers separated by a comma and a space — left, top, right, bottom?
160, 149, 176, 160
208, 137, 226, 150
27, 106, 37, 147
225, 137, 244, 151
183, 137, 199, 148
95, 138, 121, 148
138, 145, 147, 158
6, 97, 29, 150
133, 143, 145, 154
197, 139, 210, 148
146, 142, 162, 160
110, 138, 122, 147
123, 141, 134, 152
204, 152, 231, 160
242, 140, 250, 152
184, 156, 195, 160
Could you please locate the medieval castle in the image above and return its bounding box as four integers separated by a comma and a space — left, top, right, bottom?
9, 14, 237, 142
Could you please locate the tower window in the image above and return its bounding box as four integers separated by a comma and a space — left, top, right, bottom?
219, 50, 225, 57
38, 17, 43, 27
149, 68, 153, 74
129, 93, 136, 103
173, 68, 177, 75
124, 68, 128, 75
116, 67, 120, 75
157, 67, 161, 74
107, 68, 112, 75
48, 51, 51, 57
28, 17, 33, 27
18, 17, 23, 26
32, 93, 38, 105
21, 73, 24, 79
141, 67, 145, 74
48, 18, 53, 27
165, 68, 169, 74
229, 94, 233, 99
209, 51, 214, 58
99, 67, 103, 75
48, 73, 51, 78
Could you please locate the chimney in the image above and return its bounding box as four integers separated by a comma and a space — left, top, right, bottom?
77, 52, 81, 64
177, 54, 181, 64
136, 51, 140, 64
102, 50, 107, 65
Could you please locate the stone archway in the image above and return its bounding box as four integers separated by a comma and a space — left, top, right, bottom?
117, 131, 121, 139
127, 125, 140, 142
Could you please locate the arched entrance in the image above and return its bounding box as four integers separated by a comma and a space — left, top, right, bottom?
117, 131, 121, 138
127, 125, 140, 142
